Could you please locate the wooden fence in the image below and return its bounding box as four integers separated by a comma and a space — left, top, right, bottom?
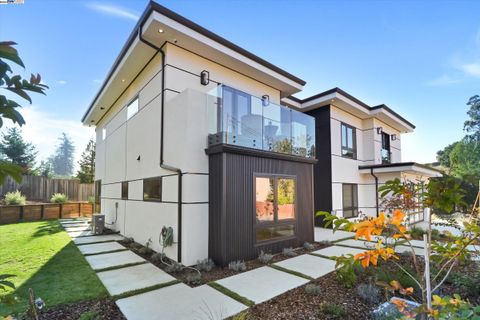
0, 202, 94, 225
0, 176, 94, 202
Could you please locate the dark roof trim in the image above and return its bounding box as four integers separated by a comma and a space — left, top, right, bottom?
359, 162, 443, 174
288, 87, 415, 129
82, 1, 305, 122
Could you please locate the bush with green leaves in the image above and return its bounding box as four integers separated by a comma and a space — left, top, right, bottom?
334, 254, 358, 288
282, 247, 297, 257
50, 193, 68, 203
356, 283, 381, 304
258, 250, 273, 264
304, 284, 321, 295
319, 303, 347, 317
4, 190, 26, 205
228, 260, 246, 272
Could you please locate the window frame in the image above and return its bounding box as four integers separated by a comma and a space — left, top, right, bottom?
342, 183, 359, 218
126, 96, 139, 120
341, 123, 357, 159
94, 180, 101, 213
121, 181, 129, 200
254, 173, 297, 244
143, 177, 162, 202
381, 132, 391, 164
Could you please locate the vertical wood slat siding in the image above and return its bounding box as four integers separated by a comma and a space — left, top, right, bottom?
0, 202, 94, 225
306, 106, 333, 227
0, 176, 94, 202
209, 147, 315, 266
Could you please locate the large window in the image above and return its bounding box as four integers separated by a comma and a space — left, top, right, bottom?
342, 183, 358, 218
143, 177, 162, 201
341, 123, 356, 159
255, 175, 296, 242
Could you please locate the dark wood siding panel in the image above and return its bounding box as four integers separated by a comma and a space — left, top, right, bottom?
208, 147, 314, 265
307, 106, 332, 226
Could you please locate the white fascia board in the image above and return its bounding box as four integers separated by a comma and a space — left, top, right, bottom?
359, 164, 442, 177
148, 12, 304, 91
281, 97, 302, 109
369, 108, 414, 133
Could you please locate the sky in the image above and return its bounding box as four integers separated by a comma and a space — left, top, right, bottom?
1, 0, 480, 167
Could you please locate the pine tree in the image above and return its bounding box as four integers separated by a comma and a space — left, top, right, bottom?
0, 127, 38, 174
49, 133, 75, 177
37, 160, 53, 178
76, 139, 95, 183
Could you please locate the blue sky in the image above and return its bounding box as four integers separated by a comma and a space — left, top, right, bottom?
1, 0, 480, 166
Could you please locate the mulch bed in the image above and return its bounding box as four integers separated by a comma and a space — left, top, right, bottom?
118, 240, 330, 287
37, 298, 125, 320
246, 272, 375, 320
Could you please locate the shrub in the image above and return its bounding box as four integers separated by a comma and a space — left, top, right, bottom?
50, 193, 68, 203
304, 284, 321, 295
318, 240, 331, 246
228, 260, 246, 272
356, 283, 381, 304
87, 196, 95, 204
258, 250, 273, 264
319, 303, 347, 317
185, 272, 202, 285
4, 190, 26, 205
303, 242, 315, 250
335, 255, 358, 288
122, 237, 134, 245
165, 261, 184, 273
282, 247, 297, 257
138, 246, 153, 255
196, 258, 215, 272
151, 252, 165, 262
376, 265, 420, 294
408, 226, 425, 239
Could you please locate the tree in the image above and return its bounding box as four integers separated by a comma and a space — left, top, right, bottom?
49, 133, 75, 177
36, 160, 53, 178
0, 41, 48, 183
436, 142, 458, 168
76, 139, 95, 183
464, 94, 480, 141
448, 139, 480, 180
0, 127, 37, 174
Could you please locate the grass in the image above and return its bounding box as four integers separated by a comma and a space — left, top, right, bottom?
207, 282, 255, 307
0, 220, 107, 316
112, 280, 180, 300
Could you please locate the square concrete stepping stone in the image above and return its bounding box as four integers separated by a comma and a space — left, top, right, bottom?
74, 234, 124, 245
335, 239, 377, 249
395, 245, 425, 256
64, 225, 91, 232
314, 227, 354, 242
78, 242, 126, 255
274, 254, 336, 279
97, 263, 176, 296
313, 245, 366, 258
216, 266, 309, 304
116, 283, 247, 320
61, 221, 89, 227
85, 250, 145, 271
68, 230, 94, 238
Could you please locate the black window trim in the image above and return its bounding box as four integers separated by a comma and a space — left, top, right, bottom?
342, 183, 359, 218
341, 122, 357, 160
143, 176, 162, 202
254, 173, 297, 244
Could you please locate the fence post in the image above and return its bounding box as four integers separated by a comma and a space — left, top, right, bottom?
19, 206, 24, 221
59, 204, 63, 219
40, 204, 44, 220
78, 202, 82, 217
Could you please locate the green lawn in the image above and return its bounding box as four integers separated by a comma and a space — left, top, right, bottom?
0, 220, 107, 316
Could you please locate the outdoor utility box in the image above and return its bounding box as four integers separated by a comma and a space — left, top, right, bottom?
92, 214, 105, 235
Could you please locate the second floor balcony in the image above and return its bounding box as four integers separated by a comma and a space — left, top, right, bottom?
207, 85, 315, 159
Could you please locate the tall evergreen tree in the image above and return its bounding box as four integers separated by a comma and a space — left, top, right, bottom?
76, 139, 95, 183
0, 127, 38, 174
37, 160, 53, 178
49, 132, 75, 177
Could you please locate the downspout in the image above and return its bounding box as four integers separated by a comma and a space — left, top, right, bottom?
370, 168, 379, 217
138, 27, 183, 263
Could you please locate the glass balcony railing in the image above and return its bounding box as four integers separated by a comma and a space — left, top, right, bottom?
381, 149, 391, 164
207, 85, 315, 158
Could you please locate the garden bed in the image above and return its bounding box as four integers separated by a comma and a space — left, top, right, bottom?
118, 239, 331, 287
37, 298, 125, 320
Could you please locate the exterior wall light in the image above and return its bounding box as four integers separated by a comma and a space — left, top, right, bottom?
376, 127, 383, 134
137, 155, 141, 161
262, 95, 270, 107
391, 134, 397, 141
200, 70, 210, 85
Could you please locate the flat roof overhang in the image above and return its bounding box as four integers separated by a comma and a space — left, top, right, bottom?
359, 162, 443, 177
287, 88, 415, 133
82, 2, 305, 125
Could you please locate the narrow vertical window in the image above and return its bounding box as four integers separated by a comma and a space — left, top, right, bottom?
342, 183, 358, 218
121, 181, 129, 200
341, 123, 356, 159
381, 132, 391, 164
94, 180, 102, 213
102, 128, 106, 141
127, 97, 139, 120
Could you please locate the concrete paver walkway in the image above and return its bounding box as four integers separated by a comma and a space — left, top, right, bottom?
314, 227, 354, 242
85, 250, 146, 271
78, 241, 126, 255
116, 283, 248, 320
97, 263, 176, 296
313, 245, 365, 258
74, 234, 124, 245
274, 254, 336, 279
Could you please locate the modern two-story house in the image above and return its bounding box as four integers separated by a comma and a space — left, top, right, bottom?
82, 1, 440, 266
283, 88, 442, 226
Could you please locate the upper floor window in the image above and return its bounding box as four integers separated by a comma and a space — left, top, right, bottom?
341, 123, 356, 159
127, 97, 139, 120
102, 128, 106, 140
381, 132, 391, 164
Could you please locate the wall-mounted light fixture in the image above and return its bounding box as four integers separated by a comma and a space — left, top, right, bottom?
200, 70, 210, 86
137, 155, 141, 161
376, 127, 383, 134
262, 95, 270, 107
391, 134, 397, 141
